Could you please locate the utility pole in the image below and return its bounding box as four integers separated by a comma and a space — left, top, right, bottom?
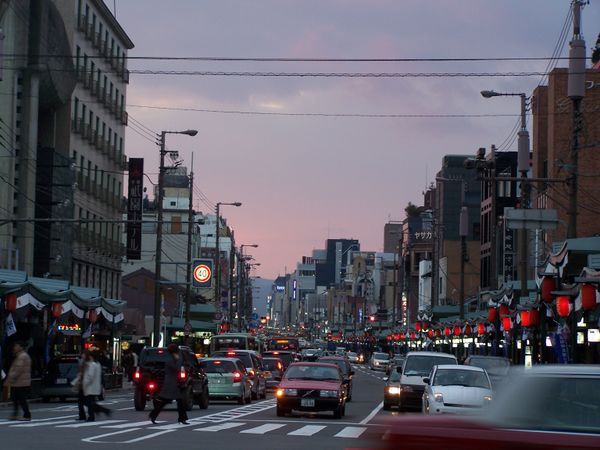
214, 203, 221, 316
184, 154, 194, 326
153, 131, 166, 347
459, 204, 468, 320
567, 0, 586, 239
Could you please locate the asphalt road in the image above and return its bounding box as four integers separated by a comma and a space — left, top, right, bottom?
0, 365, 395, 450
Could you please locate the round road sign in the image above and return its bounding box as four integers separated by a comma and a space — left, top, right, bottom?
193, 264, 212, 284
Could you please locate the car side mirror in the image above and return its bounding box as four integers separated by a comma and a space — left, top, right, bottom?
423, 377, 430, 384
396, 366, 402, 374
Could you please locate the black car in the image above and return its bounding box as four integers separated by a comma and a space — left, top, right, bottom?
262, 350, 299, 369
40, 355, 81, 402
317, 356, 354, 401
133, 346, 209, 411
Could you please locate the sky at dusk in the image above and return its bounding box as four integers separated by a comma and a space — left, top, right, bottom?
111, 0, 600, 280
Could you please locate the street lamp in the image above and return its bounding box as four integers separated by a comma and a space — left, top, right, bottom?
153, 129, 198, 347
481, 90, 530, 301
214, 201, 242, 321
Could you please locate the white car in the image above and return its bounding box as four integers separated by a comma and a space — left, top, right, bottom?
369, 352, 390, 371
422, 365, 493, 415
346, 352, 359, 363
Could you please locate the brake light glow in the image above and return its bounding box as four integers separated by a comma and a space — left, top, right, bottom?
277, 362, 283, 370
148, 383, 156, 390
227, 352, 236, 356
179, 369, 186, 379
134, 370, 141, 380
233, 372, 242, 381
273, 352, 279, 355
248, 369, 255, 376
214, 361, 222, 365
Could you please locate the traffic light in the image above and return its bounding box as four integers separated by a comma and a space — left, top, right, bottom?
369, 315, 376, 322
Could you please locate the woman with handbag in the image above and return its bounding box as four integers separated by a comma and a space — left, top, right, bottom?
148, 343, 188, 424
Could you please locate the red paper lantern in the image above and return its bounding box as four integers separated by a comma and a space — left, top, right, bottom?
581, 284, 597, 311
520, 310, 531, 327
399, 332, 405, 340
464, 324, 472, 335
415, 321, 422, 332
499, 304, 509, 317
541, 277, 556, 303
422, 321, 429, 331
52, 302, 63, 319
434, 329, 441, 338
502, 316, 512, 331
488, 307, 497, 323
529, 309, 540, 326
556, 296, 571, 318
4, 292, 17, 312
387, 335, 392, 341
88, 309, 98, 324
444, 327, 451, 337
453, 325, 461, 336
427, 329, 434, 339
477, 323, 486, 335
410, 331, 416, 340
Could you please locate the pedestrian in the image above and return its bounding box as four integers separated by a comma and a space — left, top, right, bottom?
6, 341, 32, 421
71, 352, 88, 420
81, 350, 111, 421
148, 343, 188, 425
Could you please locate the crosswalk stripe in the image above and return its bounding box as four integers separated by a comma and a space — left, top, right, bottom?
149, 422, 204, 430
10, 419, 76, 427
0, 415, 76, 426
287, 425, 327, 436
102, 420, 166, 428
240, 423, 286, 434
334, 426, 367, 438
194, 422, 246, 432
57, 420, 126, 428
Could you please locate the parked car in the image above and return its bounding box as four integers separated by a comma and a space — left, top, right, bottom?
40, 354, 81, 402
199, 357, 252, 404
212, 349, 268, 400
395, 351, 458, 411
464, 355, 510, 390
422, 365, 493, 414
133, 346, 209, 411
317, 355, 355, 401
369, 352, 390, 371
262, 357, 285, 390
375, 365, 600, 450
276, 362, 348, 418
262, 350, 298, 369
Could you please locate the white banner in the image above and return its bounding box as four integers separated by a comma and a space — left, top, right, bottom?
16, 293, 45, 311
5, 313, 17, 336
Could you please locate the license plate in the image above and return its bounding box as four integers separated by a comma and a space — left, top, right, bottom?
300, 398, 315, 407
56, 378, 67, 384
209, 379, 221, 384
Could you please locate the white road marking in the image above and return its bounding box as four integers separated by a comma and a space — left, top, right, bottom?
81, 428, 141, 443
240, 423, 286, 434
10, 419, 77, 427
117, 407, 134, 411
194, 422, 246, 432
149, 422, 204, 430
360, 401, 383, 424
334, 426, 367, 438
119, 429, 175, 443
57, 420, 126, 428
287, 425, 327, 436
0, 415, 76, 425
102, 420, 166, 428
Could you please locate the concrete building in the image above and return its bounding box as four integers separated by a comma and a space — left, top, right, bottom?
0, 1, 133, 301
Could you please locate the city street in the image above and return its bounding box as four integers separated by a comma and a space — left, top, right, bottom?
1, 366, 391, 450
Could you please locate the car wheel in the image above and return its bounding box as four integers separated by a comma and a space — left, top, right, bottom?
238, 389, 246, 405
333, 404, 343, 419
383, 401, 392, 411
184, 387, 194, 411
134, 389, 146, 411
251, 386, 258, 400
259, 383, 266, 399
276, 405, 287, 417
246, 388, 252, 404
198, 388, 209, 410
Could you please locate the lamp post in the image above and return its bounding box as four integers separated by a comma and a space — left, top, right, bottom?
153, 129, 197, 347
237, 244, 258, 330
481, 90, 530, 302
214, 202, 242, 322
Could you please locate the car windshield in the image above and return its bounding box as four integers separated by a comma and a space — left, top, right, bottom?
468, 357, 510, 376
285, 365, 341, 381
318, 359, 348, 375
200, 360, 237, 374
403, 355, 456, 377
265, 352, 294, 366
488, 375, 600, 434
433, 369, 490, 389
347, 352, 357, 357
373, 353, 388, 360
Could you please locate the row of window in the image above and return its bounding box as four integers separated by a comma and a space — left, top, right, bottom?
72, 97, 123, 159
73, 261, 120, 299
75, 204, 122, 242
72, 149, 122, 196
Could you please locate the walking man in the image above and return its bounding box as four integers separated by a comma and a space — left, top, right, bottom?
148, 343, 188, 424
6, 342, 32, 421
81, 350, 111, 421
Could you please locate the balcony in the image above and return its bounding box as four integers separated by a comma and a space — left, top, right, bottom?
86, 22, 95, 41
123, 69, 130, 84
77, 15, 87, 33
121, 110, 128, 126
120, 154, 128, 171
94, 32, 102, 49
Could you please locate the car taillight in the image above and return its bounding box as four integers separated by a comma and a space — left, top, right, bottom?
233, 372, 242, 380
248, 369, 256, 376
277, 363, 283, 370
227, 352, 236, 356
179, 368, 186, 379
148, 383, 156, 390
134, 370, 141, 380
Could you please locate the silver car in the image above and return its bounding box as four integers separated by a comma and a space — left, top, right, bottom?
369, 352, 390, 371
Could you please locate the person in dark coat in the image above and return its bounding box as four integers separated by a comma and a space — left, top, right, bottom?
148, 343, 188, 424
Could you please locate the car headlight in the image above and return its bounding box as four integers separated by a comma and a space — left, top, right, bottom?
386, 386, 401, 395
320, 390, 339, 397
483, 395, 492, 403
433, 392, 444, 403
283, 388, 298, 396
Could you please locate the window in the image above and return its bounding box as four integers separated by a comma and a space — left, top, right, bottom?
80, 155, 84, 173
75, 46, 81, 75
73, 97, 79, 123
171, 216, 182, 234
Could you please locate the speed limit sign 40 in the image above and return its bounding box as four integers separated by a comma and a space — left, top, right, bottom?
192, 259, 213, 287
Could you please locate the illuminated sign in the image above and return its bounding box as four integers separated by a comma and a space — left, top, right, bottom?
192, 259, 213, 288
275, 286, 285, 292
126, 158, 144, 260
57, 324, 82, 335
292, 280, 297, 300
